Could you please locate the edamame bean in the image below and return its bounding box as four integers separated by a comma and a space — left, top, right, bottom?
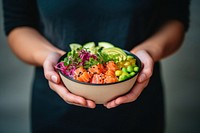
133, 66, 139, 72
122, 67, 128, 73
127, 65, 134, 72
130, 72, 136, 76
119, 74, 128, 81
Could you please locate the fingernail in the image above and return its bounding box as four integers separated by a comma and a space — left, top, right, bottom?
139, 73, 146, 82
51, 75, 57, 83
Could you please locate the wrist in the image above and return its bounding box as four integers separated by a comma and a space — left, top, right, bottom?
33, 47, 65, 66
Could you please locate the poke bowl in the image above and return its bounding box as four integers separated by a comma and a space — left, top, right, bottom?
56, 42, 141, 104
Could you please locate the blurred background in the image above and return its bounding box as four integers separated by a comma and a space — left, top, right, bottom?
0, 0, 199, 133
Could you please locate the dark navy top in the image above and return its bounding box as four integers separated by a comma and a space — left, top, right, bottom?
3, 0, 190, 133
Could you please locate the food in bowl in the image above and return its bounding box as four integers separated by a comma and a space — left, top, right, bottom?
55, 42, 141, 104
56, 42, 140, 83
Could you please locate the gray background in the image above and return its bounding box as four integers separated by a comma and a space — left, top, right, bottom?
0, 0, 199, 133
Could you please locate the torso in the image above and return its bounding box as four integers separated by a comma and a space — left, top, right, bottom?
32, 1, 164, 132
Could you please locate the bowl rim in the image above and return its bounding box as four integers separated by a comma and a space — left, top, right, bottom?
57, 50, 142, 86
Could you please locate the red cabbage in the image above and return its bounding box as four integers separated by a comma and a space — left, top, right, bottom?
55, 49, 97, 77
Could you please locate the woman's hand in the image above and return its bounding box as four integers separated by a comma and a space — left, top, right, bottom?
43, 52, 96, 108
104, 50, 154, 109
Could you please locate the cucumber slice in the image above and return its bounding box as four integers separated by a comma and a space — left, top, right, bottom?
83, 42, 96, 49
83, 42, 96, 54
98, 42, 114, 48
69, 43, 82, 50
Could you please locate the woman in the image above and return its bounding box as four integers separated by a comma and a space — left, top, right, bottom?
3, 0, 190, 133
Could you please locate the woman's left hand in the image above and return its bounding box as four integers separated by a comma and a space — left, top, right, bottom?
104, 50, 154, 109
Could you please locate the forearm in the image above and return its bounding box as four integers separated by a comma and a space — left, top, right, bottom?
132, 20, 185, 62
7, 27, 64, 66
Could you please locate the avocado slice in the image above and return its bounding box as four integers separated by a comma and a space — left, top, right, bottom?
102, 47, 127, 61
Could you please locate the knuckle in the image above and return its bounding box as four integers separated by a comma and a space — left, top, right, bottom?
128, 93, 138, 102
63, 95, 71, 104
44, 73, 49, 80
145, 69, 153, 78
63, 98, 69, 104
131, 94, 138, 101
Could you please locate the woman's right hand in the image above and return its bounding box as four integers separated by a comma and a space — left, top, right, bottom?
43, 52, 96, 108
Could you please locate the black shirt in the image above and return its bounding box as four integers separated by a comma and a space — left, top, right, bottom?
3, 0, 190, 133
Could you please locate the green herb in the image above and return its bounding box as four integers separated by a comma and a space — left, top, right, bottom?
84, 57, 99, 69
62, 49, 82, 67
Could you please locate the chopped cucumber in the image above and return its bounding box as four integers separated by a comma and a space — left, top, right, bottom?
69, 43, 82, 50
83, 42, 96, 54
83, 42, 96, 49
98, 42, 114, 48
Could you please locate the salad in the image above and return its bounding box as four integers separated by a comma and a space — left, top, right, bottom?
55, 42, 140, 84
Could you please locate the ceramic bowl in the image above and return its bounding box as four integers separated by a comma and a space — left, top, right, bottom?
57, 50, 141, 104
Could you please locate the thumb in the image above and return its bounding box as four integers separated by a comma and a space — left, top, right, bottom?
132, 50, 154, 83
43, 52, 63, 83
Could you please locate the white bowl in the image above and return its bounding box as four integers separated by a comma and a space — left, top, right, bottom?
57, 51, 141, 104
